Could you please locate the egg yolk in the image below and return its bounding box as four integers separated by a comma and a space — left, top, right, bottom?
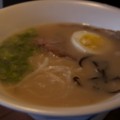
79, 34, 105, 51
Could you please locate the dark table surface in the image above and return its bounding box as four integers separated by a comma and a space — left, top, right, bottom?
0, 0, 120, 120
2, 0, 120, 8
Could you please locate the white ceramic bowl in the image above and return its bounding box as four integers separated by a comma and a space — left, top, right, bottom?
0, 1, 120, 120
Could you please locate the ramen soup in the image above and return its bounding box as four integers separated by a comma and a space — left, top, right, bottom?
0, 23, 120, 107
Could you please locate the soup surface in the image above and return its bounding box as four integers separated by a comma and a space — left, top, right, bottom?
0, 23, 120, 107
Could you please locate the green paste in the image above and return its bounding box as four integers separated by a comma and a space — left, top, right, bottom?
0, 29, 38, 83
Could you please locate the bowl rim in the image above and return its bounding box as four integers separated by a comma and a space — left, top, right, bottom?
0, 0, 120, 117
0, 0, 120, 12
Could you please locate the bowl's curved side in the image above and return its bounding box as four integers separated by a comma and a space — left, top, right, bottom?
0, 0, 120, 117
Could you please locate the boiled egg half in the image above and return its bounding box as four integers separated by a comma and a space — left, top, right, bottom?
71, 31, 113, 54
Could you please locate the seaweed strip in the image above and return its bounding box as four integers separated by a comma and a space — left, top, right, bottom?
92, 61, 99, 68
100, 69, 108, 83
112, 76, 120, 81
92, 61, 108, 83
90, 76, 100, 80
72, 76, 82, 86
108, 89, 120, 94
79, 56, 91, 67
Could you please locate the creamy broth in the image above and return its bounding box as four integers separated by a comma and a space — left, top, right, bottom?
0, 23, 120, 107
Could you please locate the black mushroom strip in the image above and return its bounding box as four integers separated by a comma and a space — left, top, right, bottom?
78, 55, 120, 94
72, 76, 82, 86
